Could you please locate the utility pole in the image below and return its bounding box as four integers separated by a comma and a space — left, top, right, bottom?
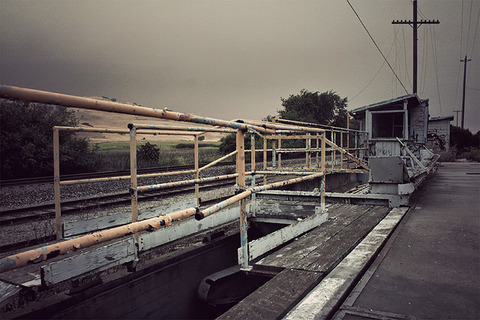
453, 110, 462, 127
460, 55, 471, 129
392, 0, 439, 94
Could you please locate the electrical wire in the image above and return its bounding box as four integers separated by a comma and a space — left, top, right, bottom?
402, 27, 412, 90
470, 3, 480, 55
466, 0, 474, 55
432, 25, 443, 113
456, 1, 465, 102
350, 26, 400, 102
461, 0, 465, 56
346, 0, 409, 95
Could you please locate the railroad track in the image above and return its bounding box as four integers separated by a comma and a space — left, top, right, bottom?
0, 179, 237, 227
0, 162, 237, 187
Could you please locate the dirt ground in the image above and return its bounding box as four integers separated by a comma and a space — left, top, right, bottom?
73, 107, 225, 143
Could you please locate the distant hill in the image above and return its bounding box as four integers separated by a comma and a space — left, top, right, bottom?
73, 106, 224, 143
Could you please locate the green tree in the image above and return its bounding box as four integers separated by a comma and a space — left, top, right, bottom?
450, 126, 480, 151
279, 89, 349, 126
0, 99, 100, 179
137, 142, 160, 167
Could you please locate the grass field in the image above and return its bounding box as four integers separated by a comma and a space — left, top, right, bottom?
93, 140, 220, 152
91, 140, 223, 170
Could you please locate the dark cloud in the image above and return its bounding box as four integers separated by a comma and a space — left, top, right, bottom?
1, 0, 478, 131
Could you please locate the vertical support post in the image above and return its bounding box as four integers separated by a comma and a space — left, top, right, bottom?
331, 130, 336, 170
251, 174, 256, 217
251, 133, 256, 172
366, 132, 370, 159
53, 127, 62, 240
306, 133, 311, 168
263, 137, 267, 185
236, 129, 248, 269
316, 134, 320, 168
278, 138, 282, 169
321, 133, 326, 173
347, 114, 350, 152
272, 140, 276, 169
194, 134, 200, 206
129, 126, 138, 222
340, 132, 343, 169
355, 132, 359, 158
321, 175, 326, 212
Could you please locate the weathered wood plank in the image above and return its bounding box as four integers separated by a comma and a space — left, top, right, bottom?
63, 198, 196, 237
254, 199, 327, 220
241, 208, 328, 264
41, 238, 136, 286
284, 207, 408, 319
297, 206, 391, 272
255, 204, 370, 268
218, 269, 324, 320
139, 205, 241, 252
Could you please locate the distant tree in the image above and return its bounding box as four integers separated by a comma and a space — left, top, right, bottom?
218, 132, 265, 155
279, 89, 349, 126
217, 90, 356, 155
0, 99, 100, 179
450, 126, 480, 151
137, 142, 160, 166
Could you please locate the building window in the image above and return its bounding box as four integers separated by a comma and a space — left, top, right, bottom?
372, 112, 404, 138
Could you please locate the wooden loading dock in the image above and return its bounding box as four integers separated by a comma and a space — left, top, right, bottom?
0, 86, 439, 318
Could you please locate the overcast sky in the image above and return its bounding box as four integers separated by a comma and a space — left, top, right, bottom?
1, 0, 479, 132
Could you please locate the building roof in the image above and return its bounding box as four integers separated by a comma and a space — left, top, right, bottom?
349, 94, 424, 116
429, 115, 454, 122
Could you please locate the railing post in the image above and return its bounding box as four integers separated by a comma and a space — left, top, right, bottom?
194, 134, 200, 206
236, 129, 249, 269
306, 133, 311, 168
129, 126, 138, 222
278, 137, 282, 169
272, 140, 276, 169
251, 133, 256, 171
321, 133, 326, 172
53, 127, 62, 240
263, 137, 267, 185
331, 129, 335, 170
340, 132, 344, 169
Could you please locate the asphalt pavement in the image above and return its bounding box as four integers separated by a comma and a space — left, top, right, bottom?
335, 162, 480, 319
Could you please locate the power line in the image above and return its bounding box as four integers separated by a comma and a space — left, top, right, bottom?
460, 0, 464, 56
466, 0, 474, 54
350, 26, 400, 102
402, 27, 412, 89
432, 25, 443, 113
470, 4, 480, 54
346, 0, 408, 94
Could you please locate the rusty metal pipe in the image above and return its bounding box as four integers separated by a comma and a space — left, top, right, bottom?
59, 169, 198, 186
0, 208, 198, 273
0, 85, 269, 133
198, 150, 237, 173
240, 119, 325, 134
196, 172, 324, 219
136, 173, 248, 193
129, 123, 237, 133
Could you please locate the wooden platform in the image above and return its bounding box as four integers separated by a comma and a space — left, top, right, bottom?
219, 204, 392, 319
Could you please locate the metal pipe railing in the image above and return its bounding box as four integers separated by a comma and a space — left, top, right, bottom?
0, 207, 198, 273
196, 172, 324, 219
129, 123, 237, 133
0, 85, 272, 134
135, 173, 244, 193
